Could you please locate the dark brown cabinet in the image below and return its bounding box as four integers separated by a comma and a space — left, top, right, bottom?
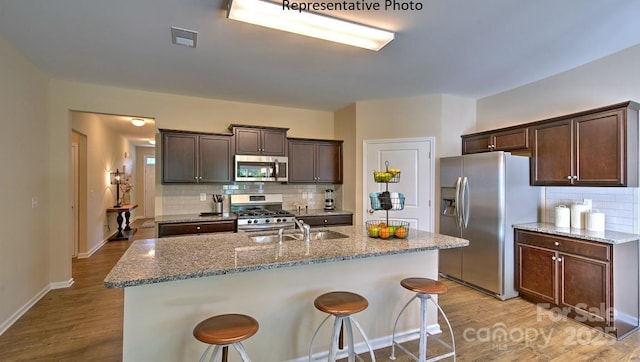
296, 214, 352, 227
161, 130, 233, 184
515, 229, 638, 339
158, 220, 236, 237
462, 127, 529, 154
288, 138, 343, 184
229, 125, 288, 156
530, 102, 639, 186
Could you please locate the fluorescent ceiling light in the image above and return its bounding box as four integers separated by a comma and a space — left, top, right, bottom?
131, 118, 145, 127
226, 0, 394, 51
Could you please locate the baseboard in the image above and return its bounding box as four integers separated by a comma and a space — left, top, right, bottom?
0, 284, 50, 336
291, 324, 440, 362
50, 278, 74, 290
77, 233, 114, 259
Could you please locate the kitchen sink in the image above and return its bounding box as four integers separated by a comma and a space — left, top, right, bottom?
250, 230, 349, 243
291, 230, 349, 241
250, 234, 299, 243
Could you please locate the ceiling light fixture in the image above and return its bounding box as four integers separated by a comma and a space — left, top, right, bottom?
131, 118, 145, 127
148, 139, 156, 145
226, 0, 394, 51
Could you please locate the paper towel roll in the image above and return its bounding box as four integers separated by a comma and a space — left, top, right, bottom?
570, 203, 590, 229
585, 211, 605, 232
555, 205, 570, 228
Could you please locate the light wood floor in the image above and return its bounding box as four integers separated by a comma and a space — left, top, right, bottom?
1, 223, 640, 361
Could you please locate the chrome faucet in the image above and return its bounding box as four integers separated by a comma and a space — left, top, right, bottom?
294, 218, 311, 242
277, 227, 285, 243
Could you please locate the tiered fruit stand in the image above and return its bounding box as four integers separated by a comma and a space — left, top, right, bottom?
367, 161, 409, 239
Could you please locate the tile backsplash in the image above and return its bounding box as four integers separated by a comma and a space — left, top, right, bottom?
543, 187, 639, 233
161, 183, 341, 215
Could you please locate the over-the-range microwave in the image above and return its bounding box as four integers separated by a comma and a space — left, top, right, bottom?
234, 155, 288, 182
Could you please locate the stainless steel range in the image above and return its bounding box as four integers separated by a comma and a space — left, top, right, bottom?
230, 194, 296, 232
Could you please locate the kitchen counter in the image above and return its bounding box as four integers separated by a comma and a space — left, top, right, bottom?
287, 208, 353, 217
104, 225, 467, 288
104, 226, 468, 361
514, 222, 640, 244
154, 212, 237, 224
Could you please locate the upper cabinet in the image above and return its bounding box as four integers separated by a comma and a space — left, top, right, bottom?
531, 102, 639, 187
462, 126, 529, 154
229, 124, 288, 156
161, 130, 233, 184
288, 138, 343, 184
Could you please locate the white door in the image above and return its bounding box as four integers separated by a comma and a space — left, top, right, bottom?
144, 156, 156, 218
363, 138, 434, 231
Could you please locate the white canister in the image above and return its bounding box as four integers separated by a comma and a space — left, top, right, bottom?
585, 211, 605, 232
555, 205, 570, 228
570, 202, 590, 229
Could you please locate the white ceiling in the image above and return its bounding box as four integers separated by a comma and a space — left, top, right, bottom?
2, 0, 640, 142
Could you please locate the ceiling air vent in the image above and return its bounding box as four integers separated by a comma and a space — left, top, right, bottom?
171, 26, 198, 48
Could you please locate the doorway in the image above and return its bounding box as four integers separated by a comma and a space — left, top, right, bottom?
70, 131, 87, 258
363, 138, 435, 231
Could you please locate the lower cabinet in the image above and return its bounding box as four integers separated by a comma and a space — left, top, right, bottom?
296, 214, 352, 227
158, 220, 236, 238
515, 229, 638, 339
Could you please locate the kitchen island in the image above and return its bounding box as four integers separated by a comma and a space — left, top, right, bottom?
105, 225, 468, 361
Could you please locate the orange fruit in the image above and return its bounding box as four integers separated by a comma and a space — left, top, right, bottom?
378, 222, 387, 228
395, 227, 408, 239
379, 227, 391, 239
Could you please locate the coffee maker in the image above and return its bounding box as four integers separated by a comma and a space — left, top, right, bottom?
324, 189, 335, 210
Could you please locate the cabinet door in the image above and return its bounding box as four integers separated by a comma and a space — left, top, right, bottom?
462, 134, 492, 154
516, 243, 557, 304
559, 253, 610, 323
261, 129, 287, 156
493, 127, 529, 151
234, 128, 262, 155
315, 141, 343, 183
288, 140, 316, 183
298, 214, 352, 226
531, 119, 573, 186
199, 135, 233, 183
162, 133, 198, 183
574, 109, 625, 186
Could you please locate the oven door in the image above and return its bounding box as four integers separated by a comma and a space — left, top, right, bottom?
235, 155, 288, 182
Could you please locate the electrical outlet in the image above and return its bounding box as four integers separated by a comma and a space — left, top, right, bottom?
31, 196, 38, 208
200, 193, 207, 201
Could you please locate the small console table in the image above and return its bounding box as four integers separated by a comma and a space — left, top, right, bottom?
107, 204, 138, 241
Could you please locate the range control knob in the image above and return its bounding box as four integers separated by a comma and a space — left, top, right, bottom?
265, 219, 271, 223
253, 219, 259, 224
246, 220, 252, 224
276, 218, 282, 223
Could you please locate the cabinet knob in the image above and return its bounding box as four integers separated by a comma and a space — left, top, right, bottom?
324, 219, 328, 223
552, 256, 557, 261
557, 257, 563, 262
196, 226, 201, 230
567, 176, 572, 180
554, 241, 559, 246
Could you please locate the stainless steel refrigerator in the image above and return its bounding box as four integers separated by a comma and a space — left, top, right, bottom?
439, 151, 539, 300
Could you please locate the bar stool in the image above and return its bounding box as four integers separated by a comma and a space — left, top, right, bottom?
390, 278, 455, 362
309, 291, 376, 362
193, 313, 258, 362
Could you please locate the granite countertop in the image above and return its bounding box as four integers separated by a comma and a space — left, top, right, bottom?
287, 208, 353, 217
155, 213, 237, 223
514, 222, 640, 245
104, 225, 468, 289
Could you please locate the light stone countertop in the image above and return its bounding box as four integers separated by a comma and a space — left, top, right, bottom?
286, 208, 353, 217
154, 213, 237, 224
514, 222, 640, 245
104, 225, 469, 289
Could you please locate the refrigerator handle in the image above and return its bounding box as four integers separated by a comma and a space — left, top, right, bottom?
455, 177, 463, 228
461, 176, 470, 228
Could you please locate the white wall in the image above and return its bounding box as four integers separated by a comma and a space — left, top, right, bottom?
477, 44, 640, 233
0, 36, 50, 333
